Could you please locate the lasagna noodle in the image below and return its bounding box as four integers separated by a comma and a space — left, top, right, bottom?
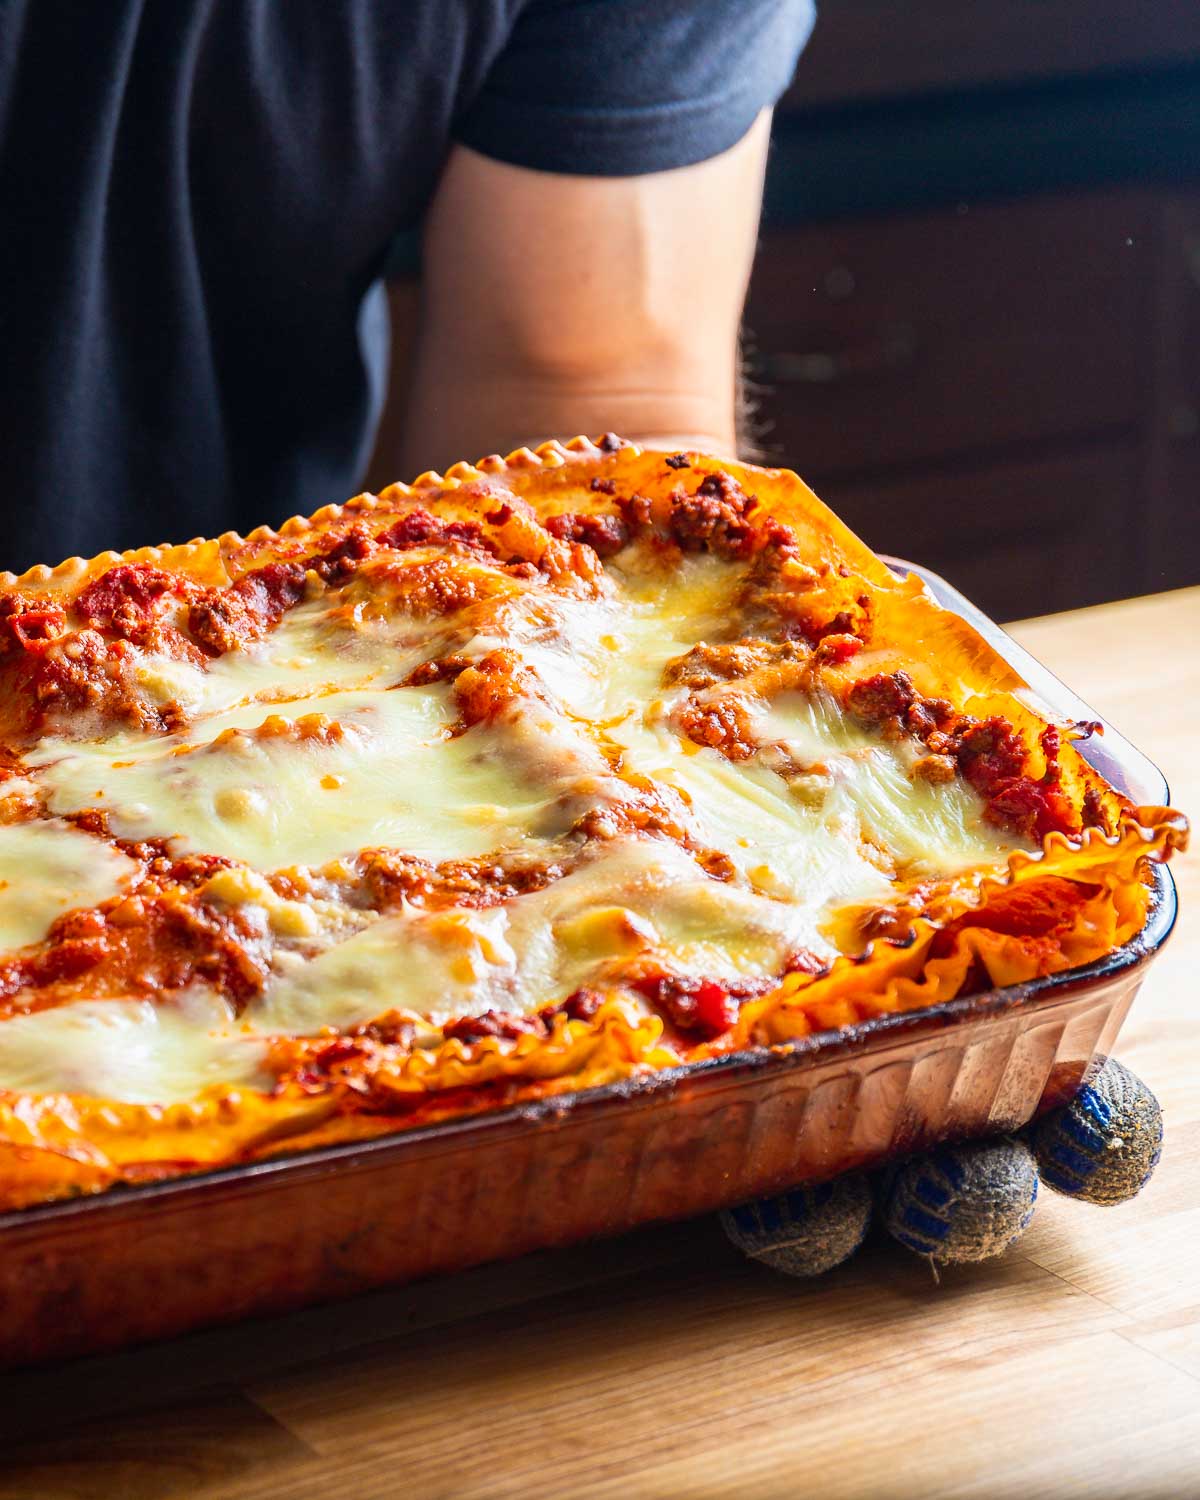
0, 437, 1184, 1207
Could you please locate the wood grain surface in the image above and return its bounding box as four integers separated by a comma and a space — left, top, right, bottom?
2, 588, 1196, 1500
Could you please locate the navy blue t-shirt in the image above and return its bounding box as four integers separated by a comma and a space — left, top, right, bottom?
0, 1, 813, 571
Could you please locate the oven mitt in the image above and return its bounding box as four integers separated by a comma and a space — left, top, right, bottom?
720, 1058, 1162, 1275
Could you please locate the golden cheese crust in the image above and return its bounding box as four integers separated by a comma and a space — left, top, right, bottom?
0, 437, 1185, 1208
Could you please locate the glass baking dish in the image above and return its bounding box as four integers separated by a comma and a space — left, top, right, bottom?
0, 563, 1178, 1368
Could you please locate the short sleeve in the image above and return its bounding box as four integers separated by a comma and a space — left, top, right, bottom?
453, 0, 816, 177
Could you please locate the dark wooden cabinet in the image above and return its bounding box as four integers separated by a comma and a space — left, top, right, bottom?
745, 187, 1200, 619
745, 192, 1150, 477
753, 0, 1200, 619
784, 0, 1200, 108
1144, 194, 1200, 597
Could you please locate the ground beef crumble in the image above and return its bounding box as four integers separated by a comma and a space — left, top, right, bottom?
544, 511, 628, 557
844, 669, 1082, 839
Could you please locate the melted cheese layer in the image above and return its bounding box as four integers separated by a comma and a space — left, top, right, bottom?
256, 837, 819, 1033
27, 686, 590, 870
612, 717, 1019, 895
466, 553, 744, 723
0, 994, 270, 1103
132, 593, 453, 719
0, 821, 138, 951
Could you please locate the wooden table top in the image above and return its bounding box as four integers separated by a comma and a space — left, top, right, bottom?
2, 587, 1196, 1500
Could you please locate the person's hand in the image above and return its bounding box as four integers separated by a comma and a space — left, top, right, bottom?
720, 1059, 1163, 1275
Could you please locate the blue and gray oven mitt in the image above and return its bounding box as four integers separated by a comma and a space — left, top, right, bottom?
720, 1058, 1162, 1274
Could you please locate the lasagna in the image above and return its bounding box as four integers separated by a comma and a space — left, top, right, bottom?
0, 437, 1185, 1208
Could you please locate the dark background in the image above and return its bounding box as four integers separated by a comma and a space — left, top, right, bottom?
371, 0, 1200, 623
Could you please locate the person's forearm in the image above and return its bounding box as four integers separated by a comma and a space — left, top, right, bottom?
397, 119, 769, 477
